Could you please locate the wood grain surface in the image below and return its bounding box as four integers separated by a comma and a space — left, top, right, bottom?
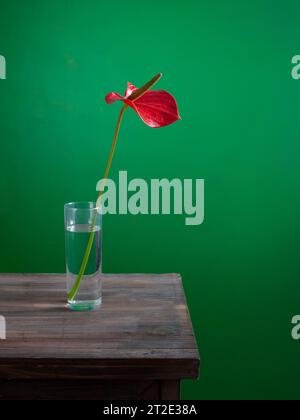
0, 274, 199, 381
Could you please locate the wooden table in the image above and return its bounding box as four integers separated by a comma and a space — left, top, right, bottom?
0, 274, 199, 400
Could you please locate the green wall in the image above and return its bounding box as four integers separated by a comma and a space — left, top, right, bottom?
1, 0, 300, 400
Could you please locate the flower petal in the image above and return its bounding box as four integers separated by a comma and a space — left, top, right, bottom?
128, 90, 180, 128
105, 92, 124, 105
105, 75, 180, 128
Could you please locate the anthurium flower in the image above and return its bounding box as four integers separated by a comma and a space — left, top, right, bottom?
68, 74, 180, 302
105, 75, 180, 128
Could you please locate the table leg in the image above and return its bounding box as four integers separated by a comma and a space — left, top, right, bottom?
160, 380, 180, 400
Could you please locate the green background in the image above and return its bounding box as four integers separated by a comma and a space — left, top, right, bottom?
1, 0, 300, 400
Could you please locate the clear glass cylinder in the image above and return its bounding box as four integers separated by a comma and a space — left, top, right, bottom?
64, 202, 102, 311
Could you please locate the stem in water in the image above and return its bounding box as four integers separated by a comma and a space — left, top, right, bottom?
67, 104, 128, 301
67, 73, 162, 301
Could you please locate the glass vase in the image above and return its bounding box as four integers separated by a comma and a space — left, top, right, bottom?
64, 202, 102, 311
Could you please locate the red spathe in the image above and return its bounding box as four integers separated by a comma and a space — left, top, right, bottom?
105, 82, 180, 128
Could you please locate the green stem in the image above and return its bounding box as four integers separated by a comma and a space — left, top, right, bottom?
67, 104, 128, 301
67, 73, 163, 302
